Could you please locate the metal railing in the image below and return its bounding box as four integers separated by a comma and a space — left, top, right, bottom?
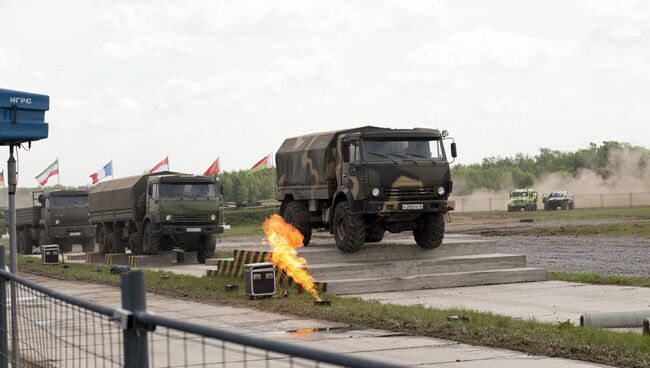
451, 192, 650, 213
0, 247, 396, 368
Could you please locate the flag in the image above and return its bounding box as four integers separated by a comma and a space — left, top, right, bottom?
148, 156, 169, 174
250, 154, 272, 173
35, 159, 59, 187
0, 170, 4, 187
90, 160, 113, 184
203, 158, 220, 176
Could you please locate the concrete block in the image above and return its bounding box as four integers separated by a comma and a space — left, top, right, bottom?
174, 250, 198, 264
105, 253, 129, 266
64, 253, 86, 262
84, 252, 105, 265
128, 253, 176, 268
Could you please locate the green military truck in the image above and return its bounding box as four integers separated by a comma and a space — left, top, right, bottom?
276, 126, 457, 252
507, 188, 538, 211
88, 172, 223, 263
15, 190, 94, 254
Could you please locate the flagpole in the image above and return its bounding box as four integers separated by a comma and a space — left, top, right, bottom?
57, 157, 60, 187
271, 151, 277, 214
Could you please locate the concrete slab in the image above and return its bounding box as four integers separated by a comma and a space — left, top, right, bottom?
105, 253, 129, 265
84, 251, 105, 264
20, 274, 607, 367
353, 280, 650, 325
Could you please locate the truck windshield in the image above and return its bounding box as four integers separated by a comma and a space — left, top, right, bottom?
550, 192, 564, 197
160, 183, 216, 198
363, 139, 445, 162
50, 196, 88, 207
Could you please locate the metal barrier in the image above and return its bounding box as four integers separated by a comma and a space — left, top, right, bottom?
0, 250, 397, 367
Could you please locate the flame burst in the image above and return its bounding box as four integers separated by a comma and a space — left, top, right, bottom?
262, 214, 321, 300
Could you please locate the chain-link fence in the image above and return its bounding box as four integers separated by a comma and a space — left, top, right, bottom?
451, 192, 650, 213
0, 248, 396, 368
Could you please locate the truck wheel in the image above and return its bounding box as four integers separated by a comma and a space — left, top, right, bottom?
414, 213, 445, 249
82, 239, 95, 253
365, 227, 384, 243
129, 232, 144, 255
283, 201, 312, 246
59, 242, 73, 253
197, 234, 216, 264
142, 222, 160, 255
107, 233, 126, 254
98, 225, 110, 254
333, 202, 366, 253
18, 232, 32, 255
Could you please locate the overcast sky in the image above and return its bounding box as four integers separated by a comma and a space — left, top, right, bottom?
1, 0, 649, 186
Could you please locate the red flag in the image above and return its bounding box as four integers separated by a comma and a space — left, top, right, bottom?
203, 158, 220, 176
149, 156, 169, 174
250, 154, 271, 173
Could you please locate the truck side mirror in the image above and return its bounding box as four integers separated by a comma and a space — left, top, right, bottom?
341, 141, 351, 163
450, 142, 457, 158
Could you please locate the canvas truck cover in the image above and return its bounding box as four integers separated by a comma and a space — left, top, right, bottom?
276, 126, 383, 191
89, 175, 148, 219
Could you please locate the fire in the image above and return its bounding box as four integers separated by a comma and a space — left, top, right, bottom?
262, 214, 321, 301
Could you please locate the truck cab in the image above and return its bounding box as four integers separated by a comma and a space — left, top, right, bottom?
276, 126, 457, 252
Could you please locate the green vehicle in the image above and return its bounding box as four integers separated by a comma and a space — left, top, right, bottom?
15, 190, 95, 254
276, 126, 457, 253
89, 172, 224, 263
507, 189, 538, 212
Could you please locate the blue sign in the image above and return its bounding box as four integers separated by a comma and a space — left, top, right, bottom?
0, 88, 49, 145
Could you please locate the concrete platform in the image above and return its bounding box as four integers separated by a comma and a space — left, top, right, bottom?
83, 250, 200, 267
354, 280, 650, 327
208, 235, 546, 295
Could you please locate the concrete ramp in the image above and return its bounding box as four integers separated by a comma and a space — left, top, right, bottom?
207, 235, 546, 294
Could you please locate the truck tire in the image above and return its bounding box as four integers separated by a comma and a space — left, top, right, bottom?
414, 213, 445, 249
82, 238, 95, 253
129, 231, 144, 255
283, 201, 312, 246
107, 233, 126, 254
365, 227, 384, 243
98, 225, 110, 255
59, 242, 73, 254
333, 202, 366, 253
18, 231, 32, 255
197, 234, 216, 264
142, 222, 160, 255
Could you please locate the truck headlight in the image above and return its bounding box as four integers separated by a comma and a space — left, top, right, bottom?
165, 214, 172, 221
437, 186, 446, 196
371, 188, 380, 197
210, 214, 217, 221
55, 220, 60, 225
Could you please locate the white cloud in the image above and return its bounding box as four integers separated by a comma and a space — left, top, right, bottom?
578, 0, 650, 44
408, 28, 578, 69
95, 33, 198, 61
0, 43, 16, 72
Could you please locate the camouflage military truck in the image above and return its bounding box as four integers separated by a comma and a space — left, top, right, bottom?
276, 126, 457, 252
88, 172, 223, 263
507, 189, 538, 211
15, 190, 94, 254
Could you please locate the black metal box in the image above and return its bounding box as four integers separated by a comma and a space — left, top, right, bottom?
243, 262, 276, 298
41, 244, 59, 265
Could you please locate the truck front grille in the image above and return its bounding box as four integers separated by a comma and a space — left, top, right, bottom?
382, 187, 436, 200
172, 215, 211, 223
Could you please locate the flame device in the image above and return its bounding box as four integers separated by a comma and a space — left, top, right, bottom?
244, 262, 276, 298
41, 244, 59, 265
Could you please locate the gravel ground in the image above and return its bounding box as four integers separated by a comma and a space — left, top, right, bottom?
496, 235, 650, 278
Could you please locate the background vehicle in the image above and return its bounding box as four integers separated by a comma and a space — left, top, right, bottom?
507, 189, 538, 211
543, 191, 575, 210
15, 190, 94, 254
276, 126, 457, 253
89, 172, 224, 263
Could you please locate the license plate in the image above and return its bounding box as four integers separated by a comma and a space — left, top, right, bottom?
69, 232, 81, 236
186, 227, 201, 233
402, 203, 424, 210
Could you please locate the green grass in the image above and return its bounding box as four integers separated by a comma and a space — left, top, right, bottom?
220, 223, 264, 237
16, 257, 650, 368
454, 206, 650, 223
549, 272, 650, 288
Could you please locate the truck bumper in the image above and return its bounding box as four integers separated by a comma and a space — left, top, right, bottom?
159, 224, 224, 235
49, 226, 94, 239
362, 199, 453, 214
